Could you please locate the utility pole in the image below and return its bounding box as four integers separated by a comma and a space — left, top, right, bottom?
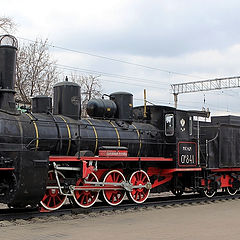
171, 76, 240, 108
173, 93, 178, 108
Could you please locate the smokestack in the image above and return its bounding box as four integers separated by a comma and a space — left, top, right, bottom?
0, 35, 18, 112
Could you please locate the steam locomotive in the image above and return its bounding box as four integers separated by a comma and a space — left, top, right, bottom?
0, 35, 240, 211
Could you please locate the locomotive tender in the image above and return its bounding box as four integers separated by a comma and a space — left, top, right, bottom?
0, 34, 240, 211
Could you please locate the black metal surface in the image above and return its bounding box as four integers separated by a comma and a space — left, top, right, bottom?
206, 124, 240, 169
32, 96, 52, 113
53, 81, 81, 120
87, 99, 117, 119
212, 115, 240, 125
0, 110, 162, 157
219, 125, 240, 168
78, 119, 160, 157
0, 40, 17, 113
110, 92, 133, 121
0, 151, 49, 207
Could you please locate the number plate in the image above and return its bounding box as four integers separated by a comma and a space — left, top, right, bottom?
178, 142, 197, 167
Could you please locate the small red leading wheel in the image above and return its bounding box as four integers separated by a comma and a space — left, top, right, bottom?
127, 170, 151, 204
40, 170, 67, 211
102, 170, 126, 206
73, 172, 99, 208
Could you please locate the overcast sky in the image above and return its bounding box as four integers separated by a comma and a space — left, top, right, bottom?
2, 0, 240, 115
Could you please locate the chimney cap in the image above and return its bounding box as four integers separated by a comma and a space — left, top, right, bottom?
0, 35, 18, 49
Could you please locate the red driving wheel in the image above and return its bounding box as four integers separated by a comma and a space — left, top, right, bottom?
102, 170, 126, 206
127, 170, 151, 204
40, 170, 67, 211
73, 172, 99, 208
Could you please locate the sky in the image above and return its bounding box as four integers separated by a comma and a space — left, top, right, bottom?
2, 0, 240, 115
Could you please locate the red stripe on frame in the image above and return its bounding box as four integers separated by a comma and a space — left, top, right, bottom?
211, 168, 240, 172
0, 168, 14, 171
50, 156, 173, 162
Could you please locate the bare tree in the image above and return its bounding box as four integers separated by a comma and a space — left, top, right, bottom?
16, 39, 59, 104
70, 74, 102, 117
0, 17, 16, 34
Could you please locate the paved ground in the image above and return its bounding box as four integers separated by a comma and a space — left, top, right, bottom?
1, 199, 240, 240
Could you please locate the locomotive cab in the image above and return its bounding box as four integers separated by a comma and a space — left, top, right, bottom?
165, 108, 211, 169
133, 105, 209, 169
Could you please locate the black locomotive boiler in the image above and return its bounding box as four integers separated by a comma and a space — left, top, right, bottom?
0, 34, 240, 211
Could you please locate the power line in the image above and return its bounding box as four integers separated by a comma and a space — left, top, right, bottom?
134, 95, 235, 112
18, 36, 203, 79
18, 36, 235, 112
99, 77, 162, 89
57, 68, 164, 90
57, 65, 238, 111
55, 64, 170, 87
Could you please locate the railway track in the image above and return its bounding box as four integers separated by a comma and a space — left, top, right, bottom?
0, 192, 240, 222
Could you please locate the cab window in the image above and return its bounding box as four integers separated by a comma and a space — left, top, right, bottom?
165, 114, 174, 136
189, 116, 193, 136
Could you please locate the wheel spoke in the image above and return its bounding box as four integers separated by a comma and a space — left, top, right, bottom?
53, 197, 56, 207
136, 173, 139, 181
105, 190, 113, 199
131, 176, 137, 184
133, 191, 138, 198
108, 175, 114, 183
47, 197, 52, 207
136, 192, 140, 200
85, 195, 89, 204
77, 191, 85, 198
56, 195, 62, 202
142, 175, 147, 182
90, 176, 95, 182
115, 174, 120, 182
80, 195, 84, 205
42, 194, 48, 202
113, 172, 117, 182
113, 193, 117, 202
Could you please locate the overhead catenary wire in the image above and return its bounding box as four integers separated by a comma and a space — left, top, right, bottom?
57, 66, 165, 90
18, 36, 203, 79
17, 36, 238, 112
58, 66, 237, 112
18, 36, 237, 100
55, 64, 170, 86
19, 36, 223, 94
133, 94, 236, 112
56, 64, 240, 102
